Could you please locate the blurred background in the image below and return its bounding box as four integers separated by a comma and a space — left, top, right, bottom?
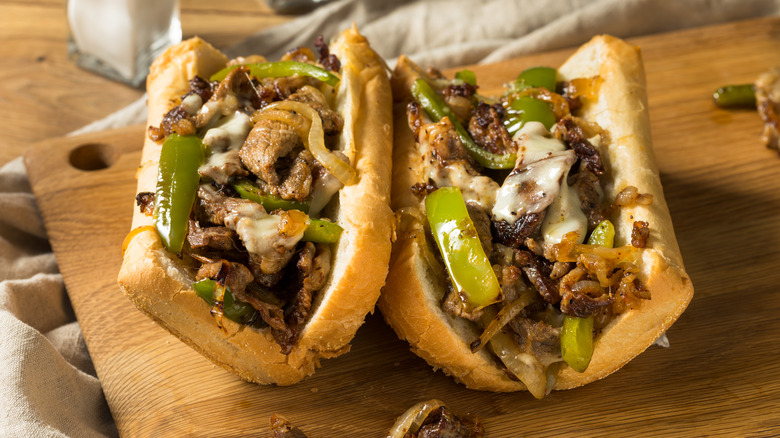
0, 0, 292, 168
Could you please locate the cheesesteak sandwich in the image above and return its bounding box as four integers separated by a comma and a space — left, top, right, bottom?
118, 27, 393, 385
380, 35, 694, 398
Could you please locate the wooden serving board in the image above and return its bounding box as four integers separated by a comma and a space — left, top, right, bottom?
25, 17, 780, 437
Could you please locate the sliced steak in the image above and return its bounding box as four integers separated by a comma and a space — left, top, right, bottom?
468, 102, 514, 155
287, 85, 344, 135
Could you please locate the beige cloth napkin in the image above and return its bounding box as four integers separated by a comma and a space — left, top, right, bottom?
3, 0, 779, 436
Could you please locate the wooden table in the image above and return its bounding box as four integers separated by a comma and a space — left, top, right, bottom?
10, 2, 780, 436
0, 0, 291, 168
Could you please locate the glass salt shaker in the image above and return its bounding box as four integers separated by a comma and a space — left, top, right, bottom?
66, 0, 182, 87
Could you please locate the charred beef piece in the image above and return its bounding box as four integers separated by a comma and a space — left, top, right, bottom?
513, 250, 560, 304
314, 34, 340, 72
187, 219, 237, 252
442, 82, 477, 99
556, 116, 604, 175
506, 318, 562, 367
233, 284, 291, 340
415, 406, 484, 438
287, 86, 344, 135
254, 270, 286, 288
240, 119, 302, 185
411, 179, 438, 199
239, 114, 314, 201
441, 284, 483, 322
255, 150, 315, 202
149, 106, 194, 141
195, 185, 260, 226
442, 82, 477, 123
270, 414, 309, 438
197, 66, 263, 126
495, 264, 524, 303
408, 101, 424, 140
492, 213, 543, 248
560, 289, 612, 318
261, 242, 332, 354
468, 102, 515, 155
195, 259, 254, 299
240, 119, 315, 202
287, 242, 331, 328
466, 201, 493, 260
182, 76, 217, 103
441, 285, 464, 318
571, 168, 605, 229
423, 115, 480, 169
149, 77, 216, 140
136, 192, 154, 216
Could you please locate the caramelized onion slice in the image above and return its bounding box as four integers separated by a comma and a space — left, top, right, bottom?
251, 108, 311, 136
471, 290, 535, 353
484, 316, 549, 399
548, 232, 641, 264
255, 101, 357, 186
396, 207, 445, 280
386, 399, 446, 438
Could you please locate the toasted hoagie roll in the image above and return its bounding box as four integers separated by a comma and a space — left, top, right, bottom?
380, 35, 693, 397
118, 27, 393, 385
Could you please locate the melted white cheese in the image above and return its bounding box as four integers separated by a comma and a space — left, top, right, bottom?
513, 121, 567, 165
198, 111, 253, 184
202, 150, 237, 171
180, 93, 203, 115
197, 100, 222, 130
431, 163, 499, 211
224, 202, 304, 257
202, 111, 252, 152
309, 171, 343, 216
540, 177, 587, 244
492, 150, 576, 224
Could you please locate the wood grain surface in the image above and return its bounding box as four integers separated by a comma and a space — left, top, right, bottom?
25, 17, 780, 437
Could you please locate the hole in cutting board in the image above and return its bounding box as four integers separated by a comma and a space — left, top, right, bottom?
69, 143, 119, 171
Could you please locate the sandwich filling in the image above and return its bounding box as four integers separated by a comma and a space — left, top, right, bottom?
139, 37, 348, 354
405, 65, 654, 397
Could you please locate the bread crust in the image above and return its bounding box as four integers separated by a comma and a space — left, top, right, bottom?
380, 35, 694, 392
117, 28, 393, 385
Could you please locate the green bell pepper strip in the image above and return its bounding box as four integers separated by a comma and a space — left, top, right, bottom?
153, 134, 204, 254
210, 61, 340, 87
232, 178, 310, 213
514, 66, 557, 92
454, 69, 477, 86
712, 84, 756, 109
561, 314, 595, 373
425, 186, 501, 307
587, 219, 615, 247
302, 219, 342, 244
193, 279, 259, 325
560, 219, 616, 372
411, 79, 516, 170
503, 96, 557, 136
